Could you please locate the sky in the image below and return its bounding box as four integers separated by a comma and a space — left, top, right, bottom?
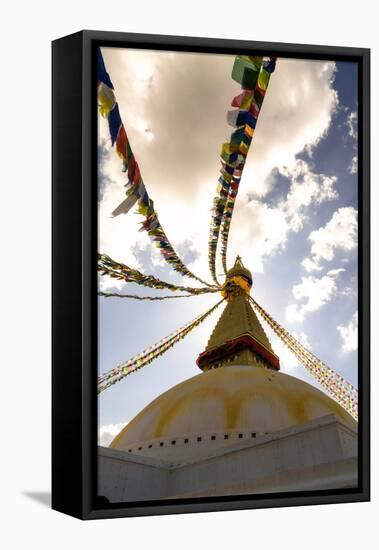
97, 47, 358, 447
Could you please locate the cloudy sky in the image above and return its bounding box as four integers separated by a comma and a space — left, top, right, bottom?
97, 47, 358, 446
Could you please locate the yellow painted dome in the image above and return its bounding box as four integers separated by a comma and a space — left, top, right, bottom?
111, 365, 355, 453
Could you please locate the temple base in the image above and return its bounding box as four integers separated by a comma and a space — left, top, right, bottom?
98, 414, 357, 502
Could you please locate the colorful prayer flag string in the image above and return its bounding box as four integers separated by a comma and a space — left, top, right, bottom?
250, 297, 358, 420
98, 253, 219, 295
208, 56, 276, 283
220, 57, 276, 274
98, 298, 225, 393
98, 291, 205, 300
97, 48, 216, 289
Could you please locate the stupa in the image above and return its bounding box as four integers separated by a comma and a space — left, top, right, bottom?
98, 258, 358, 501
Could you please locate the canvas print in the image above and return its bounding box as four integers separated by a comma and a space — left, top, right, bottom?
97, 46, 358, 503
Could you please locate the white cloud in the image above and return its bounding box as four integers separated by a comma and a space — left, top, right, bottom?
340, 286, 355, 297
242, 58, 338, 198
294, 330, 312, 350
130, 119, 155, 141
286, 269, 344, 323
281, 160, 337, 209
302, 207, 358, 272
337, 312, 358, 352
225, 199, 290, 273
98, 273, 126, 292
301, 257, 323, 273
98, 422, 127, 447
350, 155, 358, 174
279, 159, 338, 231
98, 49, 339, 283
326, 268, 345, 277
225, 159, 338, 274
346, 111, 357, 139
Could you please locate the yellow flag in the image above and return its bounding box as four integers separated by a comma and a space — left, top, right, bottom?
98, 82, 116, 117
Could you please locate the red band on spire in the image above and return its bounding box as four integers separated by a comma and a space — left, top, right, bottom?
197, 334, 280, 371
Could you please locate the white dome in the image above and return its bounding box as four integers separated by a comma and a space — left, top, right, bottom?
111, 365, 356, 459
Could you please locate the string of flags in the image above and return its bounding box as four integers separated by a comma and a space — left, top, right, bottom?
98, 291, 202, 300
250, 297, 358, 420
98, 253, 219, 295
208, 55, 276, 282
98, 299, 225, 393
220, 57, 276, 274
97, 48, 216, 289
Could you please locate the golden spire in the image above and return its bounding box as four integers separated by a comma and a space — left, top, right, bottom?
197, 257, 279, 371
221, 255, 252, 300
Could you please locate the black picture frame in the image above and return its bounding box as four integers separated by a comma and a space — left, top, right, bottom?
52, 30, 370, 520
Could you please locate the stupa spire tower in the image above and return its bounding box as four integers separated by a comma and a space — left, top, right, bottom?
197, 256, 279, 371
